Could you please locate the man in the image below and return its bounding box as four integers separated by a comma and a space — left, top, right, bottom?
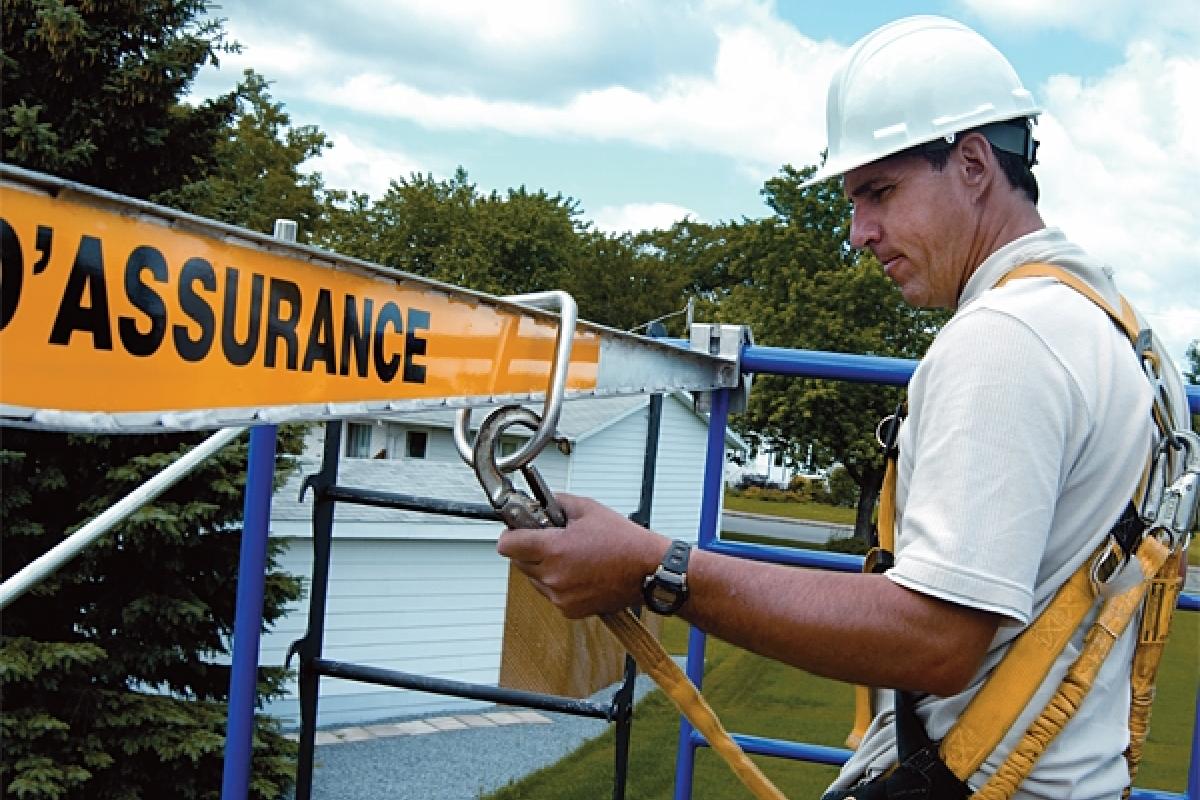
498, 16, 1191, 799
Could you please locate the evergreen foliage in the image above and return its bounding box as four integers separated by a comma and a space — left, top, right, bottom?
1, 0, 240, 200
1, 431, 304, 799
1, 3, 308, 797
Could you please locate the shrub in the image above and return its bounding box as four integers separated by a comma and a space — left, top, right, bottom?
827, 465, 859, 508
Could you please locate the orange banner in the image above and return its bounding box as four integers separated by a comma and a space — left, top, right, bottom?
0, 185, 599, 417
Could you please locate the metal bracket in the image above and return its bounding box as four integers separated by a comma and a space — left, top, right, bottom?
453, 289, 577, 470
689, 323, 753, 414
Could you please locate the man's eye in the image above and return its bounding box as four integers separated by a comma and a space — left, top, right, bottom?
873, 185, 893, 201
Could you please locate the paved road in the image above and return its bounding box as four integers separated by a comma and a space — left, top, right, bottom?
721, 510, 854, 545
719, 513, 1200, 594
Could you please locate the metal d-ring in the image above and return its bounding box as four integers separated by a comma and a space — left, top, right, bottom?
454, 290, 577, 471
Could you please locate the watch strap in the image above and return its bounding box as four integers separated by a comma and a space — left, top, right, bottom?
642, 539, 692, 615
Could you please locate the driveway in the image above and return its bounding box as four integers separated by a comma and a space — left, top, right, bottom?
721, 510, 854, 546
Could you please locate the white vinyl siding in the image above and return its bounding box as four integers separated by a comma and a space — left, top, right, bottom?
259, 539, 507, 727
263, 394, 728, 727
567, 408, 648, 515
647, 399, 713, 542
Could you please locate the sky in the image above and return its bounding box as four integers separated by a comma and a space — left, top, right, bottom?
192, 0, 1198, 365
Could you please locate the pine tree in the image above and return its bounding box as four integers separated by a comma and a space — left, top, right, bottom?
1, 430, 304, 799
1, 0, 239, 199
1, 3, 308, 797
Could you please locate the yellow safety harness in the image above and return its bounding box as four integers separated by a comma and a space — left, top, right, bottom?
847, 264, 1191, 798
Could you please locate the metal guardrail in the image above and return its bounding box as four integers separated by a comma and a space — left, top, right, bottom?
672, 346, 1198, 800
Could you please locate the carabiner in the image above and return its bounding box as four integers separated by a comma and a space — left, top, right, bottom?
1144, 429, 1200, 553
472, 405, 567, 530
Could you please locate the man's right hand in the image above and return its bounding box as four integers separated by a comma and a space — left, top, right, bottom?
496, 493, 670, 619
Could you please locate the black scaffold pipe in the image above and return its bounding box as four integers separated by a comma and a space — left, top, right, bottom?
311, 658, 618, 721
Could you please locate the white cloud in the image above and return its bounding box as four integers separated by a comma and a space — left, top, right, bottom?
312, 133, 426, 200
288, 11, 841, 180
955, 0, 1200, 46
193, 1, 1197, 364
1035, 41, 1199, 364
198, 0, 841, 179
205, 0, 722, 101
590, 202, 701, 234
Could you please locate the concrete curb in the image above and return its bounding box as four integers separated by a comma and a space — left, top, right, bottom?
285, 710, 554, 746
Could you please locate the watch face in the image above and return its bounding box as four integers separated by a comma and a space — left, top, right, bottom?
643, 569, 686, 614
642, 540, 691, 615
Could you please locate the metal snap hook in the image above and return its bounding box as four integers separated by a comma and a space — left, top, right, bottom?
472, 405, 567, 530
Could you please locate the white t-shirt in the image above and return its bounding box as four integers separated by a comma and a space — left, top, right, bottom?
827, 228, 1191, 799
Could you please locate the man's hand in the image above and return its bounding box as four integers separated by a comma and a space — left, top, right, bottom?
496, 493, 670, 619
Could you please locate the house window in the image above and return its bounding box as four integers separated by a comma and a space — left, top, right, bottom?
345, 423, 371, 458
498, 435, 524, 458
406, 430, 428, 459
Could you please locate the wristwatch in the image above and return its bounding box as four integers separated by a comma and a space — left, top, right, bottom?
641, 539, 692, 615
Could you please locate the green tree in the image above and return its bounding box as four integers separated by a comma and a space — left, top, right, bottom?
1, 430, 303, 800
322, 170, 593, 297
715, 166, 947, 536
1, 0, 240, 200
631, 219, 741, 334
1, 3, 303, 798
321, 169, 482, 283
159, 70, 332, 240
319, 168, 703, 333
565, 229, 693, 333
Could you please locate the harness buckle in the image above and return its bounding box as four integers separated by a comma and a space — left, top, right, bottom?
1143, 430, 1200, 554
1090, 537, 1144, 598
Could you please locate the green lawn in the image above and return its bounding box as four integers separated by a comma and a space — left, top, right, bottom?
484, 614, 1197, 799
722, 493, 857, 526
482, 521, 1199, 799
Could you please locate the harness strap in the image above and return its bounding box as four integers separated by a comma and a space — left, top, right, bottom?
971, 536, 1172, 799
940, 544, 1101, 780
853, 263, 1172, 797
996, 265, 1174, 441
945, 264, 1172, 793
847, 409, 902, 749
1123, 545, 1186, 796
995, 264, 1140, 341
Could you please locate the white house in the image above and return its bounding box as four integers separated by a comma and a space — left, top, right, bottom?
259, 393, 745, 727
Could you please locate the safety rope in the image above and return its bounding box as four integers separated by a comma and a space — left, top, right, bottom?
601, 610, 789, 800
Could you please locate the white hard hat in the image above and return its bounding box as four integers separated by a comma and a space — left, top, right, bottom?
803, 16, 1041, 187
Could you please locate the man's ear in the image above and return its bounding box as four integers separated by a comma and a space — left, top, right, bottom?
955, 132, 994, 195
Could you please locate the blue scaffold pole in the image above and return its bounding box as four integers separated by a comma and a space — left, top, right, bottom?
221, 425, 279, 800
673, 387, 733, 800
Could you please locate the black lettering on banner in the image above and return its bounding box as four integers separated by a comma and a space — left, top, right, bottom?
49, 235, 113, 350
33, 225, 53, 274
0, 218, 22, 332
221, 267, 263, 366
373, 301, 403, 383
340, 296, 372, 378
265, 277, 301, 370
404, 307, 430, 384
118, 245, 168, 357
173, 257, 217, 362
302, 288, 337, 374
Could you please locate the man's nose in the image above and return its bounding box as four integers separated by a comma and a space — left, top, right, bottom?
848, 210, 880, 250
